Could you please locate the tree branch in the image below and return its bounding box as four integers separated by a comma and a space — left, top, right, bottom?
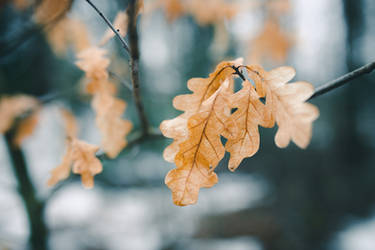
4, 129, 48, 250
85, 0, 130, 54
127, 0, 150, 136
309, 61, 375, 100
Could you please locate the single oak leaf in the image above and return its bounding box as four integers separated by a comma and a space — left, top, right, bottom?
225, 79, 270, 171
166, 80, 237, 206
160, 58, 243, 162
48, 109, 103, 188
250, 65, 319, 148
248, 18, 291, 64
70, 138, 102, 189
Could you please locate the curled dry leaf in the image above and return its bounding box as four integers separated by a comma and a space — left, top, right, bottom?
48, 109, 103, 188
0, 95, 39, 134
166, 80, 237, 206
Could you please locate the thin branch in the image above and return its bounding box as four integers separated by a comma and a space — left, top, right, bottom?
309, 61, 375, 100
127, 0, 150, 136
85, 0, 130, 54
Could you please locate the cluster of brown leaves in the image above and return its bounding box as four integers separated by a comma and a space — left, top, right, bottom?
76, 47, 132, 159
0, 95, 40, 147
161, 59, 319, 206
47, 109, 103, 188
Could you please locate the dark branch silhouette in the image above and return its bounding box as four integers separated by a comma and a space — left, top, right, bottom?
309, 61, 375, 100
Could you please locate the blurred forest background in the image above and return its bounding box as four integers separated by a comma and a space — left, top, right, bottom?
1, 0, 375, 250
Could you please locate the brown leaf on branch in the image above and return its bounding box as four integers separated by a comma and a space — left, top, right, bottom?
224, 79, 270, 171
161, 59, 320, 206
248, 66, 319, 148
160, 58, 242, 163
76, 47, 132, 158
166, 80, 237, 206
70, 139, 102, 188
47, 17, 91, 56
248, 18, 291, 64
48, 109, 103, 188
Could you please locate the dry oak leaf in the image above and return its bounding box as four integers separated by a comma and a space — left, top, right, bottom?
0, 95, 39, 134
160, 58, 243, 163
48, 109, 102, 188
70, 139, 102, 188
47, 17, 91, 56
224, 79, 270, 171
188, 0, 239, 25
76, 47, 110, 81
248, 18, 291, 64
92, 93, 133, 158
166, 80, 237, 206
250, 65, 319, 148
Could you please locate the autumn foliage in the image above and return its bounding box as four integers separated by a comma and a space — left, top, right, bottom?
0, 0, 321, 206
161, 60, 319, 206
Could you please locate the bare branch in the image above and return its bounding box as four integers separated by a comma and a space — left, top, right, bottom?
127, 0, 151, 136
309, 61, 375, 100
85, 0, 130, 54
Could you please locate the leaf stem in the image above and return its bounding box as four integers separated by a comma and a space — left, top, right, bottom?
85, 0, 130, 54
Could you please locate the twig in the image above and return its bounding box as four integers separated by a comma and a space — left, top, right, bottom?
309, 61, 375, 100
127, 0, 150, 136
85, 0, 130, 54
